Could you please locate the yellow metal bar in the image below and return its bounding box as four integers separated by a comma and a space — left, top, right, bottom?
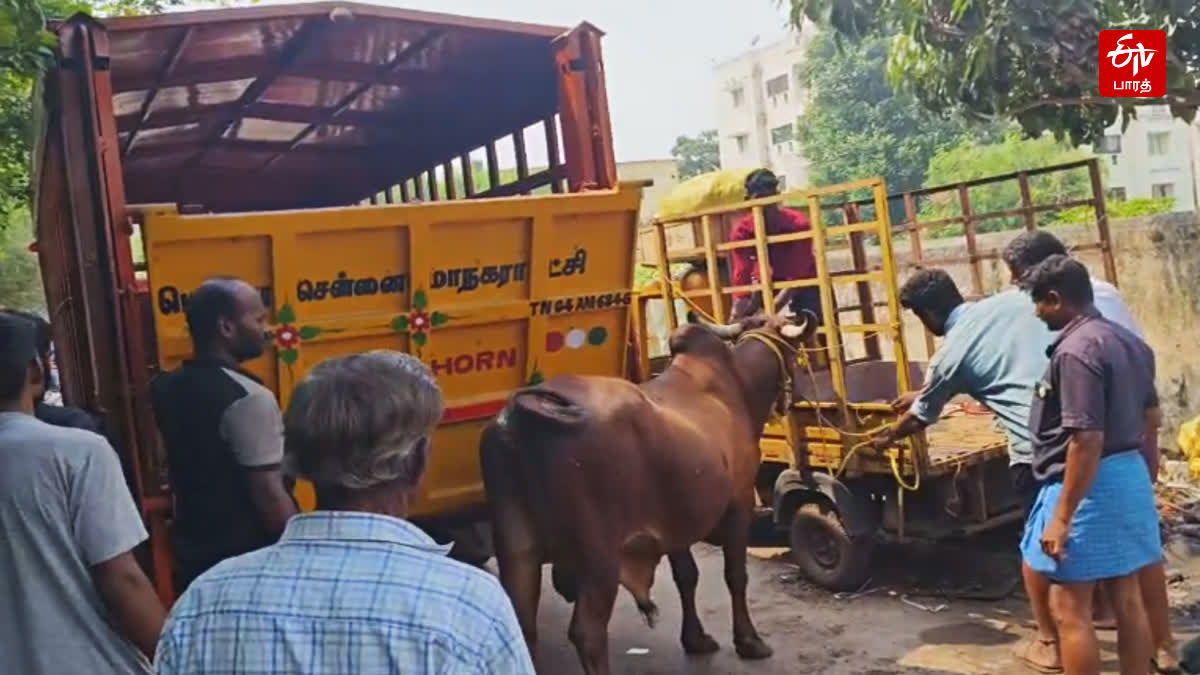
700, 215, 726, 321
839, 323, 894, 334
653, 219, 678, 332
632, 294, 651, 381
750, 205, 776, 316
807, 194, 851, 426
875, 186, 910, 394
666, 247, 707, 260
715, 239, 759, 253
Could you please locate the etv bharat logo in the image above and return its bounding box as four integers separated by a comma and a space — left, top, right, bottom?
1099, 30, 1166, 97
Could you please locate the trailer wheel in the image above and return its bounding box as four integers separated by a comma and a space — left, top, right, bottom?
788, 501, 872, 592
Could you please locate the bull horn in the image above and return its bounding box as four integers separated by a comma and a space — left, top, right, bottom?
780, 314, 812, 340
705, 321, 745, 340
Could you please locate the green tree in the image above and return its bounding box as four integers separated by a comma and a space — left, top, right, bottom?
671, 129, 720, 179
0, 0, 184, 308
919, 132, 1095, 236
796, 31, 1003, 194
0, 211, 43, 310
783, 0, 1200, 145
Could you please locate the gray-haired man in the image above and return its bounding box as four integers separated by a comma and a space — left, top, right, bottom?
155, 351, 534, 674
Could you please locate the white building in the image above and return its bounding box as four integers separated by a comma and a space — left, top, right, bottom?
712, 28, 817, 191
1093, 105, 1197, 212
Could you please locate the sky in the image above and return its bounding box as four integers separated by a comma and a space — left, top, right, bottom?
239, 0, 796, 163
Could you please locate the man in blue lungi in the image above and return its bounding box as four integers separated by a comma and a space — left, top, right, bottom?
1021, 255, 1162, 675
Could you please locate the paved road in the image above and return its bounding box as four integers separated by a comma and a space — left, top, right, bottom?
527, 543, 1195, 674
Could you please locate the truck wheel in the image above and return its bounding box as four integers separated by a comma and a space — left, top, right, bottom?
788, 501, 873, 592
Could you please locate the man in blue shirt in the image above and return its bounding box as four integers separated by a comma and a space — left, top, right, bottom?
155, 351, 534, 674
871, 269, 1052, 493
870, 267, 1079, 674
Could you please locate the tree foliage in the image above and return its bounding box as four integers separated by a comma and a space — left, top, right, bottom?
0, 0, 184, 308
796, 31, 1004, 193
919, 132, 1096, 236
671, 129, 720, 179
783, 0, 1200, 145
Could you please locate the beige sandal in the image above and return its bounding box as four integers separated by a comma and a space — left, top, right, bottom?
1012, 637, 1064, 674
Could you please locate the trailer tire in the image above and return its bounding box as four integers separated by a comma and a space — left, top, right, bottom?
788, 501, 872, 592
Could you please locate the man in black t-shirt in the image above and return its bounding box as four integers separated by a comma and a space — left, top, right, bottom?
150, 278, 297, 590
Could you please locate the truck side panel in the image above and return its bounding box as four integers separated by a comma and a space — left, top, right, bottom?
142, 184, 642, 517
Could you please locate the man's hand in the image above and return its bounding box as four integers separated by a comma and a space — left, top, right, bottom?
1040, 516, 1070, 562
891, 391, 919, 414
870, 428, 896, 451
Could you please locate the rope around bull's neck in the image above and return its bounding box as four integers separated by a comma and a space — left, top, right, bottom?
657, 271, 918, 491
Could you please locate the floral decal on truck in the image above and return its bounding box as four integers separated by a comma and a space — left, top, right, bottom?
391, 289, 450, 352
273, 302, 339, 375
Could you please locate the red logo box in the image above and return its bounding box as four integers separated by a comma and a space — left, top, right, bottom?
1099, 30, 1166, 97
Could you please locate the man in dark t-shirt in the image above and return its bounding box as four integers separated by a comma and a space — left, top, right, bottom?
1018, 255, 1161, 675
150, 278, 297, 590
1, 310, 100, 433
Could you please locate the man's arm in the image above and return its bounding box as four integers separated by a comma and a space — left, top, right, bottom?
1141, 406, 1162, 484
221, 391, 298, 537
70, 437, 165, 658
92, 552, 166, 659
873, 348, 964, 449
1041, 430, 1104, 560
1040, 352, 1107, 560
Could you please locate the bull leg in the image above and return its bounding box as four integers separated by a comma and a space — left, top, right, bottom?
568, 564, 620, 675
668, 550, 720, 654
496, 542, 544, 648
480, 426, 544, 650
722, 500, 773, 660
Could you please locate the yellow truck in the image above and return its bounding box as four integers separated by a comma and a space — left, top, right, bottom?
34, 2, 642, 602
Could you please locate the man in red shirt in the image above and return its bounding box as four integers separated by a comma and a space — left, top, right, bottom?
729, 169, 821, 323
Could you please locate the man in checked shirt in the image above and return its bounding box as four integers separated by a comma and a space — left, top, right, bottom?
155, 351, 533, 674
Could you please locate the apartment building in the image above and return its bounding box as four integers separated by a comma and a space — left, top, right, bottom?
712, 28, 816, 190
1093, 105, 1197, 212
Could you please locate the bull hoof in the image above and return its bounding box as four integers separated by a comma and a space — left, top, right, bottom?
735, 637, 773, 660
681, 632, 720, 655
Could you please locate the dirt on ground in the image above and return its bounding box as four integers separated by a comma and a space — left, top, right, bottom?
527, 525, 1200, 674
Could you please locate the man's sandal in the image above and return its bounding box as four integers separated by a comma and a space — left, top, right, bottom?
1152, 656, 1182, 675
1012, 637, 1064, 674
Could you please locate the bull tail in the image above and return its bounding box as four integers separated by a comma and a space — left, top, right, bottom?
498, 386, 589, 438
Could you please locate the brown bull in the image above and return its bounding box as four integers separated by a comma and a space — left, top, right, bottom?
479, 314, 811, 674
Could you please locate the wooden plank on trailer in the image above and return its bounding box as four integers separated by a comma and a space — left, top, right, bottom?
957, 185, 985, 296
701, 215, 726, 322
1017, 172, 1036, 230
1088, 159, 1119, 285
